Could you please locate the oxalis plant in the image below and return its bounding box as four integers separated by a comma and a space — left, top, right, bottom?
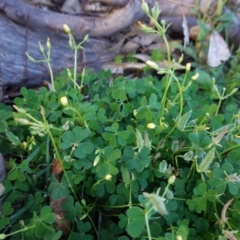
0, 2, 240, 240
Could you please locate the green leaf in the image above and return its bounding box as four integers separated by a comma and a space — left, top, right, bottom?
148, 93, 160, 109
61, 127, 90, 149
195, 68, 212, 90
48, 174, 70, 200
126, 207, 145, 238
121, 164, 130, 184
5, 131, 21, 146
176, 225, 189, 240
51, 185, 70, 200
74, 142, 94, 158
188, 132, 212, 148
102, 132, 117, 147
112, 88, 127, 101
104, 147, 121, 162
2, 202, 13, 216
176, 110, 192, 131
228, 182, 239, 195
40, 206, 55, 224
135, 128, 144, 150
97, 161, 119, 178
140, 96, 148, 106
197, 148, 215, 173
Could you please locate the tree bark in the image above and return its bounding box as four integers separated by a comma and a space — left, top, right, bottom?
0, 12, 115, 87
0, 0, 240, 87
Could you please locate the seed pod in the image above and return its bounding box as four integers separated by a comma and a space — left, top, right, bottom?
197, 148, 215, 173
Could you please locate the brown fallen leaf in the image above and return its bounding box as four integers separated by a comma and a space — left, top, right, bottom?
52, 158, 63, 176
50, 197, 71, 236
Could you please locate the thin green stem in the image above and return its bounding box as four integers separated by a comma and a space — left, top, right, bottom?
40, 108, 79, 202
80, 68, 85, 91
145, 213, 152, 240
96, 204, 139, 209
4, 225, 36, 238
165, 75, 184, 139
45, 136, 50, 183
149, 17, 172, 126
159, 74, 172, 123
129, 181, 132, 208
87, 215, 98, 237
162, 184, 170, 198
159, 34, 172, 122
221, 144, 240, 156
47, 126, 79, 201
65, 107, 84, 126
186, 161, 196, 181
47, 61, 55, 91
73, 48, 78, 89
215, 88, 226, 115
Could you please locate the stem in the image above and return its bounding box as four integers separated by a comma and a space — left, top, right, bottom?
73, 48, 78, 89
87, 215, 98, 237
215, 98, 222, 116
5, 225, 36, 238
46, 126, 79, 201
80, 67, 86, 92
96, 204, 139, 208
162, 184, 170, 198
165, 75, 184, 139
128, 180, 132, 208
221, 144, 240, 156
186, 161, 196, 181
65, 107, 84, 126
47, 61, 55, 91
145, 213, 152, 240
40, 109, 79, 202
158, 33, 172, 123
215, 88, 226, 115
45, 136, 50, 183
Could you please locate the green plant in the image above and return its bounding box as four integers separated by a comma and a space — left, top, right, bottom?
0, 2, 240, 240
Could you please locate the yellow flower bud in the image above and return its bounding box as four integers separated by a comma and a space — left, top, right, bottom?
146, 60, 159, 70
38, 41, 44, 53
147, 123, 156, 129
46, 38, 51, 50
60, 96, 68, 106
105, 174, 112, 180
63, 24, 71, 34
15, 118, 30, 125
168, 175, 176, 185
0, 233, 7, 239
191, 73, 199, 80
23, 141, 27, 149
186, 63, 191, 72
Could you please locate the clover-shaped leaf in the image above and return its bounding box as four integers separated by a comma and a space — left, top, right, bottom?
74, 142, 94, 158
126, 207, 145, 238
40, 206, 56, 224
61, 127, 91, 149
